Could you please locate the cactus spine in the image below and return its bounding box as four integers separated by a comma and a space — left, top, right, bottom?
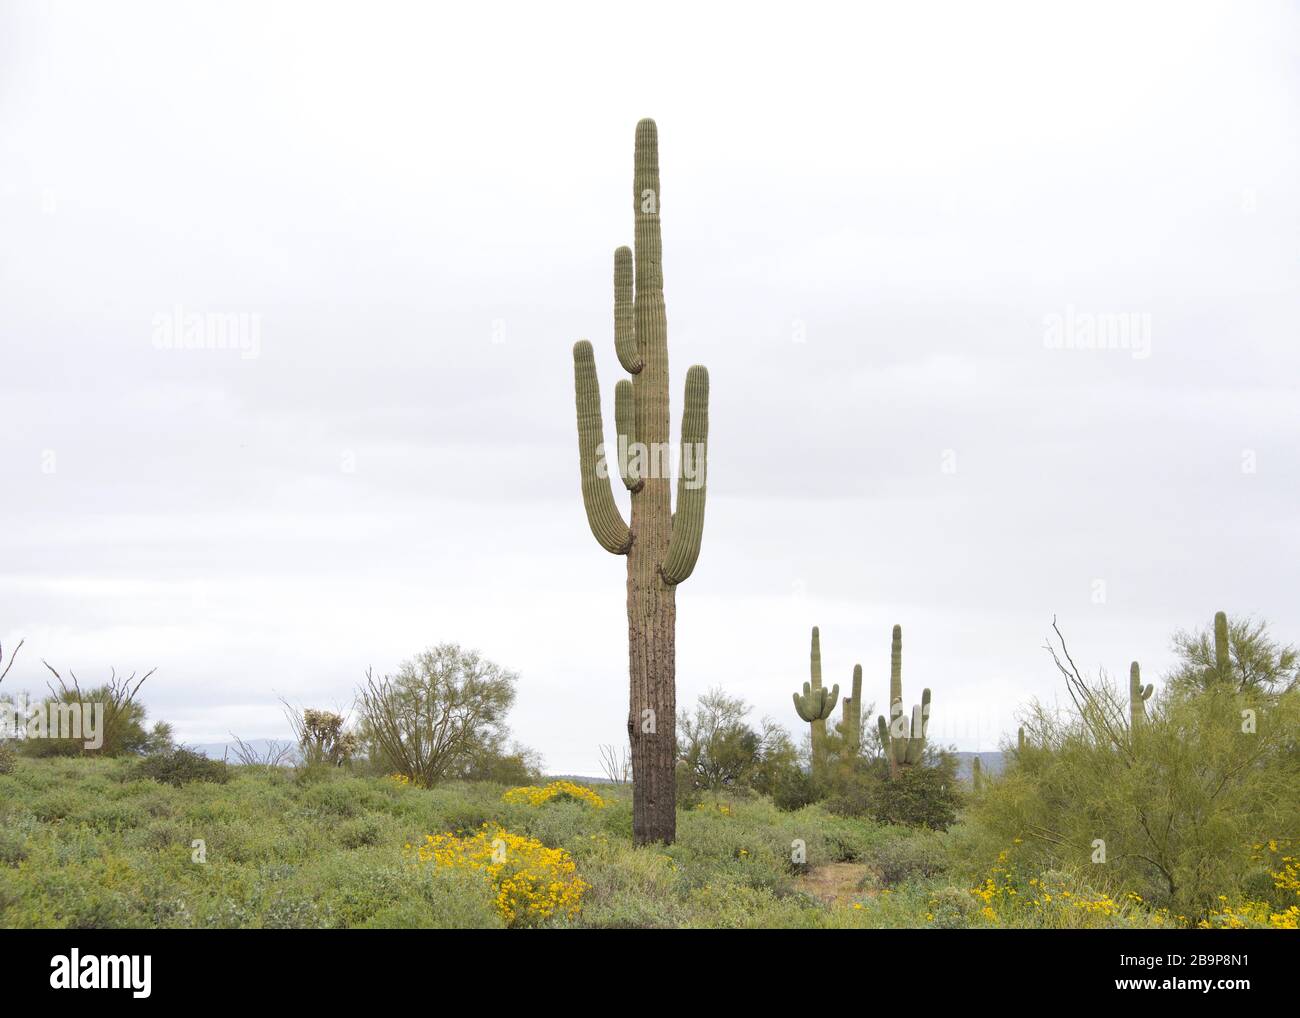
875, 625, 931, 777
571, 120, 710, 845
1128, 661, 1153, 729
838, 663, 864, 756
793, 627, 839, 778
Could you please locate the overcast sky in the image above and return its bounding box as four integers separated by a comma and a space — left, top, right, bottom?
2, 1, 1297, 773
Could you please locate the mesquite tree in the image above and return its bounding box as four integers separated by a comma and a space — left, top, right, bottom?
571, 119, 709, 845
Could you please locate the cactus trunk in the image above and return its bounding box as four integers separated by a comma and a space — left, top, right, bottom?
793, 626, 839, 780
1128, 661, 1153, 730
839, 664, 863, 756
1213, 610, 1230, 685
571, 120, 710, 846
876, 625, 931, 778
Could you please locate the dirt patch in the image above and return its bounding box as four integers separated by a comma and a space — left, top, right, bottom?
796, 862, 876, 905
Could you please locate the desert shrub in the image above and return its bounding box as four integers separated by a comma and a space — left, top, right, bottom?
928, 885, 978, 928
406, 823, 588, 927
867, 830, 949, 886
18, 664, 172, 757
336, 815, 385, 849
677, 688, 797, 794
357, 644, 520, 787
502, 780, 606, 809
0, 741, 14, 775
452, 742, 544, 785
135, 747, 229, 788
967, 619, 1300, 921
768, 763, 821, 812
864, 761, 960, 830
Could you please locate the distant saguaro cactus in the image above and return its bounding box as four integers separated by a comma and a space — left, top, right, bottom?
792, 627, 839, 778
875, 625, 931, 777
1128, 661, 1154, 730
571, 119, 710, 846
837, 664, 864, 757
1205, 610, 1231, 685
1017, 726, 1026, 754
972, 755, 982, 792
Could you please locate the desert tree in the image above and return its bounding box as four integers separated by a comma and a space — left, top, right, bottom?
355, 643, 517, 787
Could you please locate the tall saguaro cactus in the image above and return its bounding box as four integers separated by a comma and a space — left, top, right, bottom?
571, 119, 710, 846
793, 627, 839, 778
875, 625, 931, 777
1128, 661, 1153, 729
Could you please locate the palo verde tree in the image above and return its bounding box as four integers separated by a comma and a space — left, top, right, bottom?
570, 119, 710, 845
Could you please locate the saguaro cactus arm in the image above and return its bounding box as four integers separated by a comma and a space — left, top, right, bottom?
614, 379, 641, 492
877, 625, 932, 774
612, 245, 641, 373
573, 340, 632, 553
793, 681, 840, 722
838, 663, 863, 754
661, 365, 709, 585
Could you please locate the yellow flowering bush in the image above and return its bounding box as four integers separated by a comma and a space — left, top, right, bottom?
406, 823, 589, 927
386, 773, 413, 787
1199, 839, 1300, 929
501, 780, 606, 809
961, 846, 1136, 927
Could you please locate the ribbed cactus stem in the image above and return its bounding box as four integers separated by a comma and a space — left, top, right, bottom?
793, 626, 839, 778
1129, 661, 1154, 729
875, 624, 931, 777
839, 663, 863, 756
1213, 611, 1230, 683
569, 120, 711, 845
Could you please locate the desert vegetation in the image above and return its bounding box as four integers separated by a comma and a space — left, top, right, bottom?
1, 607, 1296, 930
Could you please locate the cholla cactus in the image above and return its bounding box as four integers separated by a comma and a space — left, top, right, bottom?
300, 708, 354, 767
1128, 661, 1154, 729
571, 120, 710, 845
793, 626, 839, 777
875, 625, 931, 777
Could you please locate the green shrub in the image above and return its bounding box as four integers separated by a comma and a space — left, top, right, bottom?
969, 624, 1300, 920
768, 764, 821, 813
928, 885, 977, 928
864, 763, 960, 831
866, 831, 949, 886
135, 748, 230, 788
0, 742, 15, 775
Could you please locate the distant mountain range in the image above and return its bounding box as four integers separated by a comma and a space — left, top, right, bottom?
190, 739, 296, 763
189, 743, 1006, 783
